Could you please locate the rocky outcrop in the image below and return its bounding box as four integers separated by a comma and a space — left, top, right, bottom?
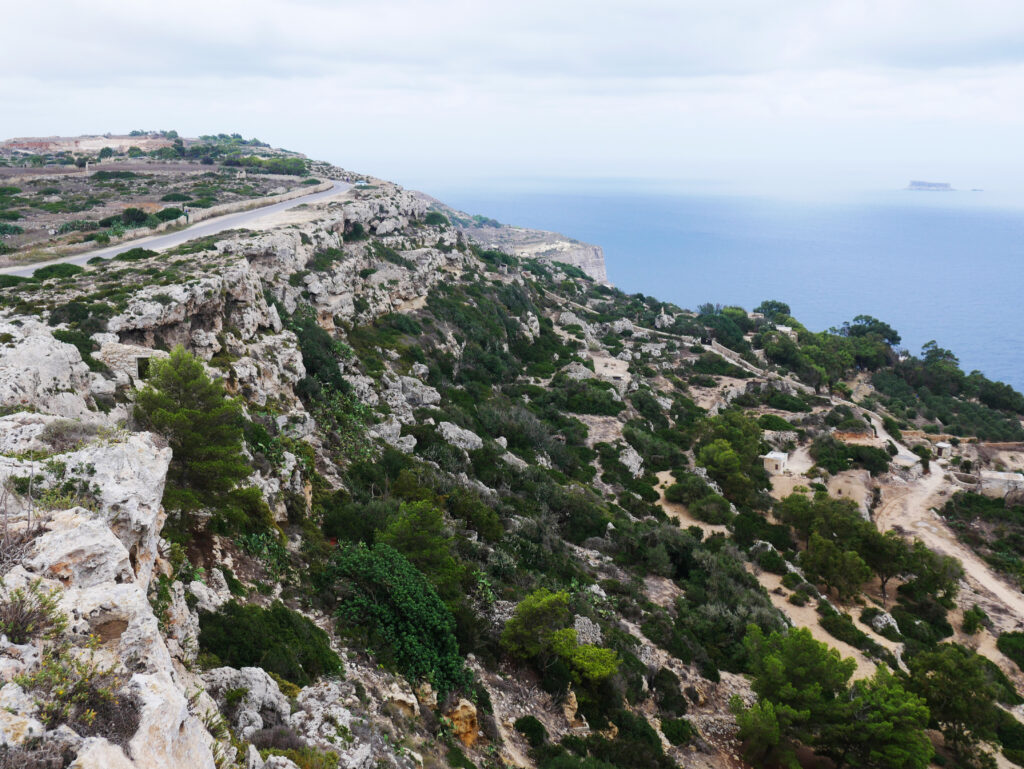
203, 667, 291, 740
456, 222, 609, 283
446, 698, 479, 748
438, 421, 484, 451
0, 319, 95, 418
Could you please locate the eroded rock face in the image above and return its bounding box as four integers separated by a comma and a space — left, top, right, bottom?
69, 433, 172, 586
126, 673, 218, 769
0, 320, 94, 418
109, 259, 274, 351
445, 699, 479, 748
203, 667, 291, 741
0, 422, 217, 768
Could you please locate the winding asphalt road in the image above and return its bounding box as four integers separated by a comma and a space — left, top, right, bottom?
0, 180, 351, 278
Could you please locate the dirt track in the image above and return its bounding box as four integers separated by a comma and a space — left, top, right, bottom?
875, 469, 1024, 634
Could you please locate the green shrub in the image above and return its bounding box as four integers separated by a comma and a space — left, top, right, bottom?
664, 473, 711, 505
17, 639, 140, 746
34, 263, 84, 280
515, 715, 548, 748
998, 632, 1024, 672
198, 601, 342, 687
754, 548, 788, 575
155, 207, 184, 222
325, 542, 470, 694
0, 580, 68, 644
114, 247, 158, 262
962, 604, 988, 635
424, 211, 449, 226
161, 192, 192, 202
258, 747, 339, 769
661, 717, 694, 746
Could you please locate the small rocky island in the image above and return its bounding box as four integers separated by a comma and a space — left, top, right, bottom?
906, 180, 954, 191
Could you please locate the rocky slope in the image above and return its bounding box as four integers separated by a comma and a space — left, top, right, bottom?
1, 145, 1023, 769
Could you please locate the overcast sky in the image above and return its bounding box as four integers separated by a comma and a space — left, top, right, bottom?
5, 0, 1024, 195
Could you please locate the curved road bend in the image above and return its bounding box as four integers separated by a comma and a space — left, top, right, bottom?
0, 180, 351, 278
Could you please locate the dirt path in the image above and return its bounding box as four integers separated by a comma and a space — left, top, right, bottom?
875, 470, 1024, 634
655, 470, 729, 538
756, 572, 879, 679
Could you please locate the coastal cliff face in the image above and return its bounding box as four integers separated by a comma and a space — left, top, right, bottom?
2, 146, 1024, 769
459, 224, 609, 284
412, 191, 610, 283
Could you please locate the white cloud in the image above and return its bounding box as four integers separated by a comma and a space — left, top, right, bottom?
4, 0, 1024, 192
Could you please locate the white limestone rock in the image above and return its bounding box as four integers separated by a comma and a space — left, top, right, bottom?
368, 417, 416, 453
126, 672, 218, 769
68, 433, 172, 586
25, 508, 134, 587
0, 319, 94, 417
563, 362, 596, 380
619, 445, 644, 479
343, 375, 380, 406
289, 679, 355, 747
870, 611, 901, 636
203, 667, 291, 741
573, 615, 603, 646
438, 422, 483, 451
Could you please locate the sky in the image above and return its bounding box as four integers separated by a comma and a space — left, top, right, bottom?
5, 0, 1024, 195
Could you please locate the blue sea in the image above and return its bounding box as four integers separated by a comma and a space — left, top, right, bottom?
433, 187, 1024, 392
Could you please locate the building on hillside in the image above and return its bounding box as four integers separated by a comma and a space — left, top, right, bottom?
762, 451, 789, 474
934, 441, 952, 458
774, 325, 798, 342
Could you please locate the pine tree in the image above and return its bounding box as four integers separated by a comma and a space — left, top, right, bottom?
134, 345, 250, 520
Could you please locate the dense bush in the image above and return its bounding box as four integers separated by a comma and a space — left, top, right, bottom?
324, 542, 470, 694
0, 580, 67, 644
34, 263, 84, 280
198, 601, 342, 686
515, 715, 548, 748
998, 632, 1024, 672
660, 718, 694, 746
114, 247, 158, 262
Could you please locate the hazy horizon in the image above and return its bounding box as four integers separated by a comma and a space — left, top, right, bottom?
6, 1, 1024, 198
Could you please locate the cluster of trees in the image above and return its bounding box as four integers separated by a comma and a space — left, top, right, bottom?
223, 154, 308, 175
734, 626, 932, 768
695, 409, 770, 508
775, 491, 962, 605
756, 314, 899, 392
501, 589, 620, 693
810, 435, 892, 475
941, 491, 1024, 586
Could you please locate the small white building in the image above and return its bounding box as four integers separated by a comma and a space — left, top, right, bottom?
934, 441, 952, 458
762, 451, 789, 474
774, 325, 799, 342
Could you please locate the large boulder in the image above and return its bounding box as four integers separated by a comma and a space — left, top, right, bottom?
438, 422, 483, 451
203, 667, 291, 741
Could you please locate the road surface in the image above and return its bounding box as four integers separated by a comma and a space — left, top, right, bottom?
0, 180, 351, 277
